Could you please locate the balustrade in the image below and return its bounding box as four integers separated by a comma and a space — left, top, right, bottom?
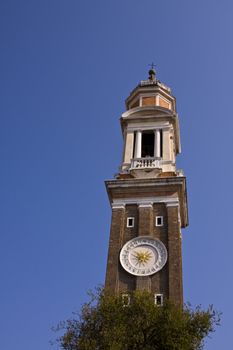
131, 157, 161, 169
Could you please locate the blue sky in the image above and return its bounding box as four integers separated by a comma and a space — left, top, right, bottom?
0, 0, 232, 349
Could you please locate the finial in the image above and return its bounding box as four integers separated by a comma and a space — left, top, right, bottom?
148, 62, 156, 81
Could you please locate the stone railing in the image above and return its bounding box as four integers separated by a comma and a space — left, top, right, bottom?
130, 157, 161, 169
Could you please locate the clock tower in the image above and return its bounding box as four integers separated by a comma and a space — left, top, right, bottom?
105, 69, 188, 305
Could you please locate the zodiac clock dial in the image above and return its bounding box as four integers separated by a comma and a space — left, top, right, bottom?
119, 236, 167, 277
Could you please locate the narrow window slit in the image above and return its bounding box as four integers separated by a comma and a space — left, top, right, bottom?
154, 294, 163, 306
127, 217, 135, 228
155, 216, 163, 227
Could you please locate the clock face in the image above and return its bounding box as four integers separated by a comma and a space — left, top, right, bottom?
119, 236, 167, 277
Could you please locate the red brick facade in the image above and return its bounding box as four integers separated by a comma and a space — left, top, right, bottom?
105, 180, 187, 305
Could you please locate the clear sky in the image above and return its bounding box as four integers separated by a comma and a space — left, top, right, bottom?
0, 0, 232, 349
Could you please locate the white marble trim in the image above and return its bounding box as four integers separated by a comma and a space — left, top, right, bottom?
111, 197, 179, 208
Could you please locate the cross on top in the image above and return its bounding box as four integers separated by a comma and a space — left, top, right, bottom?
148, 63, 156, 81
148, 62, 156, 70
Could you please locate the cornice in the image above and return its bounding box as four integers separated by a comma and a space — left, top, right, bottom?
121, 106, 175, 119
112, 196, 179, 207
105, 176, 188, 228
105, 176, 186, 188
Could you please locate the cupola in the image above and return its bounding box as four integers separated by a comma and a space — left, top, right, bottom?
118, 69, 182, 178
125, 69, 176, 112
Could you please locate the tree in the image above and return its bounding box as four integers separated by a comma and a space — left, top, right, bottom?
55, 288, 220, 350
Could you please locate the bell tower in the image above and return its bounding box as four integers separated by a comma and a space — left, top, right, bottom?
105, 69, 188, 305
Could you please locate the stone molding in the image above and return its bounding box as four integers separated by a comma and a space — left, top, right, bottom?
111, 204, 126, 210
111, 196, 179, 208
138, 203, 153, 208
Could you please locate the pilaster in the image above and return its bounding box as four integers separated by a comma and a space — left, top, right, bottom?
105, 206, 126, 293
167, 203, 183, 304
136, 203, 153, 291
163, 127, 171, 161
123, 131, 134, 164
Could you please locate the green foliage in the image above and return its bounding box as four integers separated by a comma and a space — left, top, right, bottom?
56, 288, 220, 350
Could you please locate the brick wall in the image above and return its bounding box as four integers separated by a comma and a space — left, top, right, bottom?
105, 202, 183, 305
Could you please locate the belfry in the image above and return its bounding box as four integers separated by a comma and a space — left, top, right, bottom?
105, 69, 188, 305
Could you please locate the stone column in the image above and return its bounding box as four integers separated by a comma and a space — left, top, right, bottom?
134, 130, 142, 158
154, 129, 161, 158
